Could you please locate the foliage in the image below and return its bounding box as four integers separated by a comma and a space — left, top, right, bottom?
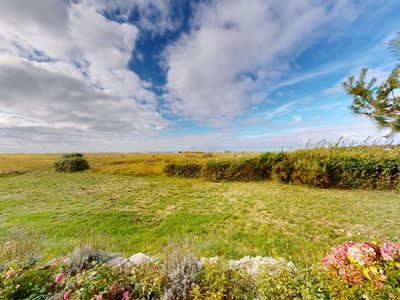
163, 163, 203, 178
202, 156, 276, 182
343, 66, 400, 133
256, 261, 302, 299
54, 154, 90, 173
62, 245, 111, 275
322, 241, 400, 299
163, 147, 400, 190
343, 33, 400, 133
0, 265, 54, 300
162, 250, 202, 300
62, 153, 84, 159
129, 262, 164, 299
191, 261, 255, 300
0, 242, 399, 299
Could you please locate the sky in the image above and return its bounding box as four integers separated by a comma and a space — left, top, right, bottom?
0, 0, 400, 153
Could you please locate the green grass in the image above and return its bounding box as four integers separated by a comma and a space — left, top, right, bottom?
1, 168, 399, 266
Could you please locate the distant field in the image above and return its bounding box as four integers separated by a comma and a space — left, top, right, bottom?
0, 153, 399, 265
0, 152, 258, 175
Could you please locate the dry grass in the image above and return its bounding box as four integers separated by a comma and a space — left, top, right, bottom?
0, 152, 258, 175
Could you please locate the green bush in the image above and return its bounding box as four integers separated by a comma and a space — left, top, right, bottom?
290, 154, 331, 188
191, 261, 255, 300
162, 147, 400, 190
202, 157, 271, 182
256, 262, 302, 299
0, 266, 54, 299
163, 163, 203, 178
54, 155, 90, 173
325, 156, 400, 189
62, 153, 84, 159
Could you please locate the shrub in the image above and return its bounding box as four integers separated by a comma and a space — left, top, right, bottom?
0, 243, 399, 299
54, 154, 90, 173
191, 261, 255, 300
325, 156, 400, 189
163, 163, 203, 178
162, 251, 202, 300
57, 264, 119, 299
256, 260, 302, 299
322, 241, 400, 299
62, 245, 111, 275
202, 158, 270, 181
269, 153, 293, 184
54, 262, 164, 300
63, 153, 84, 159
129, 262, 163, 299
202, 160, 232, 181
290, 155, 331, 188
0, 266, 54, 299
165, 148, 400, 190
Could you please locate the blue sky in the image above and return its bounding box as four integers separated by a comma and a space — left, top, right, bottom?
0, 0, 399, 152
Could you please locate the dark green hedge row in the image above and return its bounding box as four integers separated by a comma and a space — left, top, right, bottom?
163, 163, 203, 178
54, 153, 90, 173
163, 151, 400, 190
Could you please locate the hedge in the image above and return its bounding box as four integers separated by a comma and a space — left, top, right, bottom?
163, 163, 203, 178
163, 149, 400, 190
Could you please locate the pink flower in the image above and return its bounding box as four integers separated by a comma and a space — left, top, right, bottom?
347, 242, 381, 266
55, 272, 65, 284
322, 242, 364, 285
122, 290, 129, 300
63, 290, 72, 300
97, 295, 103, 300
381, 242, 400, 262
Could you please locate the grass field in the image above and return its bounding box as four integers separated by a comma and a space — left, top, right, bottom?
0, 153, 399, 266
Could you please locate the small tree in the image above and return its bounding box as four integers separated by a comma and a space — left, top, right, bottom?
343, 32, 400, 133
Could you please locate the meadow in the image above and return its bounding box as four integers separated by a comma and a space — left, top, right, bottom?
0, 151, 399, 266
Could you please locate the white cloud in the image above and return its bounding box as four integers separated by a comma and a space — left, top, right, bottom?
163, 0, 357, 124
0, 0, 168, 148
84, 0, 181, 34
2, 117, 392, 153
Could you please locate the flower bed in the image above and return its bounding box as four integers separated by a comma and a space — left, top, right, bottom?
0, 242, 399, 299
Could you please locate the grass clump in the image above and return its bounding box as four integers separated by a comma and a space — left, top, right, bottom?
54, 153, 90, 173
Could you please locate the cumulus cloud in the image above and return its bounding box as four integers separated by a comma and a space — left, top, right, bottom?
163, 0, 357, 124
0, 0, 167, 147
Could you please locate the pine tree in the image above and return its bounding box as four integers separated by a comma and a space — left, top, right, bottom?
342, 32, 400, 133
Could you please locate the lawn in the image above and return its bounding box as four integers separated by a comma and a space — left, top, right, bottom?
0, 154, 399, 266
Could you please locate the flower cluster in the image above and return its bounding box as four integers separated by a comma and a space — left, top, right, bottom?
322, 241, 400, 286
